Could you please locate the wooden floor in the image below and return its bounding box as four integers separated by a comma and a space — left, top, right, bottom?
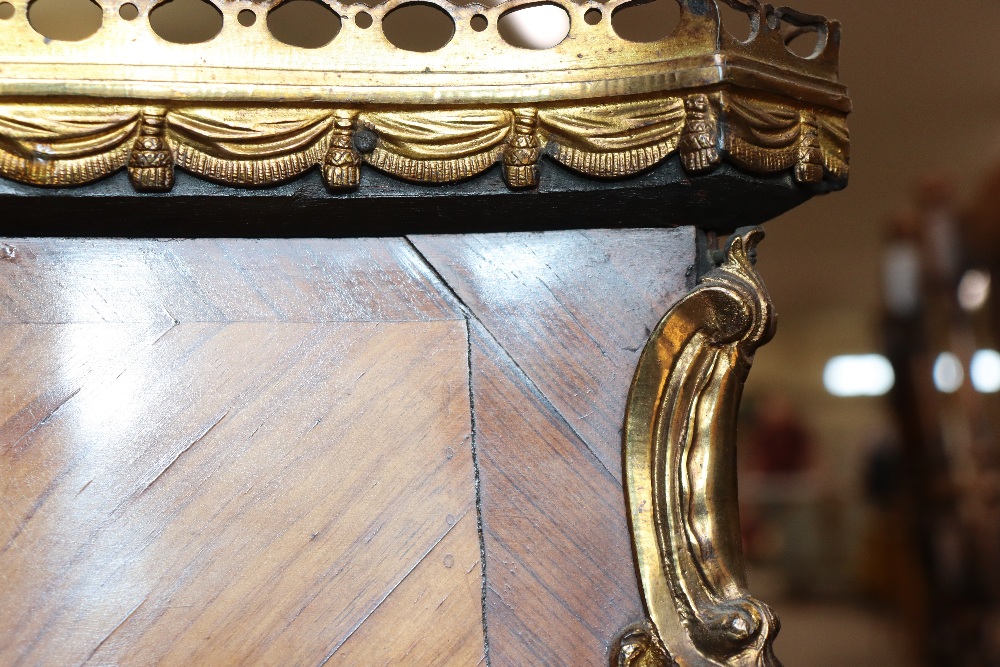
0, 230, 695, 666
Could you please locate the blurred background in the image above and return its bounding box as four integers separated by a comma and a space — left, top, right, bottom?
742, 2, 1000, 666
17, 0, 1000, 664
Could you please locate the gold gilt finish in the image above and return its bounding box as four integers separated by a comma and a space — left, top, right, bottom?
0, 92, 847, 190
0, 0, 849, 191
0, 0, 849, 661
619, 227, 779, 667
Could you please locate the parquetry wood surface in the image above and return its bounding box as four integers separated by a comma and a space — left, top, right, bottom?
0, 230, 694, 666
411, 230, 695, 665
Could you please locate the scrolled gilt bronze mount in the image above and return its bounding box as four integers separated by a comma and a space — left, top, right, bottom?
0, 1, 848, 664
616, 226, 780, 667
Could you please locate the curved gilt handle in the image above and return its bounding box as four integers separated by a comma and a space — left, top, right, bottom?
616, 227, 781, 667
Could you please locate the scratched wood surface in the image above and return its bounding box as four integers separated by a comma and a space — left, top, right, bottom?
0, 239, 484, 667
412, 230, 695, 666
0, 230, 696, 666
412, 229, 696, 478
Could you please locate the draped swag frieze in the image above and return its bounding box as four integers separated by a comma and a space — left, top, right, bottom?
0, 90, 848, 192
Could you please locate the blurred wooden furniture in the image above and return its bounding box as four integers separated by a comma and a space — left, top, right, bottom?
878, 177, 1000, 666
0, 1, 848, 664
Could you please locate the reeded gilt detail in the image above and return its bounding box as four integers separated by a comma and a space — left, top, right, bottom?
361, 109, 511, 184
618, 227, 781, 667
168, 108, 334, 186
0, 0, 849, 193
503, 108, 540, 188
128, 108, 173, 192
719, 93, 848, 184
721, 94, 800, 175
680, 94, 721, 173
323, 111, 362, 190
540, 96, 685, 179
0, 105, 139, 186
0, 93, 848, 191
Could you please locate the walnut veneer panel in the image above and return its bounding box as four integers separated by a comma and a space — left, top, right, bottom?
411, 228, 696, 479
0, 239, 483, 666
413, 229, 696, 666
1, 229, 697, 666
0, 238, 459, 324
469, 318, 643, 665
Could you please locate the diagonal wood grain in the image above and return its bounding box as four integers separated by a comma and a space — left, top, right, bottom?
410, 228, 696, 480
468, 318, 643, 667
0, 321, 172, 451
2, 231, 700, 666
0, 315, 483, 665
411, 229, 698, 666
0, 238, 460, 324
331, 510, 486, 667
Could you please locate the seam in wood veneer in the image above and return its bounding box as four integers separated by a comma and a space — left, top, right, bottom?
464, 313, 493, 667
404, 236, 641, 665
404, 237, 620, 488
402, 236, 493, 667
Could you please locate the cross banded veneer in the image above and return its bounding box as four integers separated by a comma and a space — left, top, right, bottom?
0, 2, 849, 665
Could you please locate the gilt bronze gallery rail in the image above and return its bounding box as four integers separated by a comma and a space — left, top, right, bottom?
0, 0, 849, 663
0, 0, 846, 198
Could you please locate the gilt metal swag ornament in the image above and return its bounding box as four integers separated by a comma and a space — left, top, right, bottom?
0, 1, 848, 664
0, 0, 847, 193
